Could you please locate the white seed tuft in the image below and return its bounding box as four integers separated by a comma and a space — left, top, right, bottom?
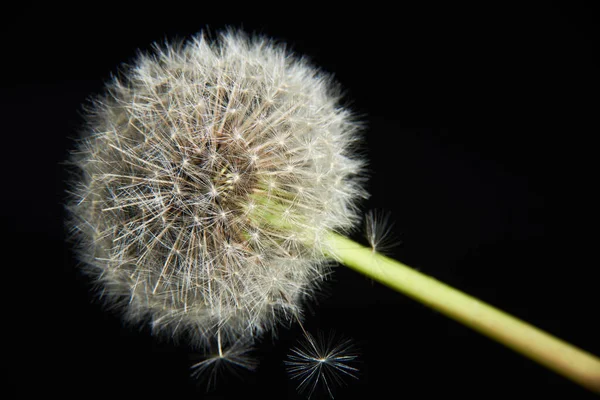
285, 331, 359, 398
364, 209, 398, 255
190, 334, 257, 389
66, 31, 367, 348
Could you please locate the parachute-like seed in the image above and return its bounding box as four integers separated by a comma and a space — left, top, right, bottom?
364, 209, 398, 255
190, 333, 258, 390
65, 30, 368, 348
285, 330, 359, 398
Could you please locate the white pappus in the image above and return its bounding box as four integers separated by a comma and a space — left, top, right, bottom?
66, 30, 368, 356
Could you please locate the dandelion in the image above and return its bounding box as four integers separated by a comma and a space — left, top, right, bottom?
66, 30, 367, 349
285, 330, 358, 398
65, 29, 600, 392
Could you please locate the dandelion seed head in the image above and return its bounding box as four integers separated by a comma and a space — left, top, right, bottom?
66, 30, 367, 347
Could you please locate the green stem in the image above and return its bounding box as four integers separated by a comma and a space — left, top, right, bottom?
325, 232, 600, 393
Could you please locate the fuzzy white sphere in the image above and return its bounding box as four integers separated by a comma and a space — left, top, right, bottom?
68, 31, 367, 347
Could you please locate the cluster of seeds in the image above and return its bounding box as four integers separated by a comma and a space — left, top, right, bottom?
68, 32, 366, 347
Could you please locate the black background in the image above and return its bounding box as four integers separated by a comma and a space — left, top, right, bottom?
2, 4, 597, 399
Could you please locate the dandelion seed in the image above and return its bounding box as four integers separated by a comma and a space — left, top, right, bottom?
190, 333, 258, 390
364, 209, 399, 255
285, 331, 359, 398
